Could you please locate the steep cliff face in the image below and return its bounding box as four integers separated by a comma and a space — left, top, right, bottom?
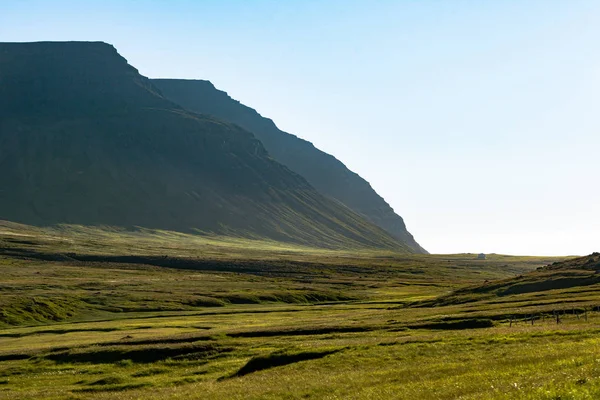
0, 41, 412, 251
152, 79, 427, 253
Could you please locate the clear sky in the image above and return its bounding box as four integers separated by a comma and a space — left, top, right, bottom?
2, 0, 599, 255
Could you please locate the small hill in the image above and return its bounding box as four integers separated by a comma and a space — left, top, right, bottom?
425, 253, 600, 306
0, 41, 411, 251
543, 252, 600, 271
151, 79, 426, 253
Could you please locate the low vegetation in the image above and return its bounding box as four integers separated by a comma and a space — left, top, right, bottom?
2, 221, 599, 399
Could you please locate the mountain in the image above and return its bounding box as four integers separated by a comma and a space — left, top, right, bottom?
0, 41, 412, 251
152, 79, 426, 253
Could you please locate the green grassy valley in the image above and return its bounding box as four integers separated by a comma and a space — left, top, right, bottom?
0, 32, 597, 400
2, 222, 599, 399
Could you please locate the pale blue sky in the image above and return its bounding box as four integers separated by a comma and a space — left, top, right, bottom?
2, 1, 599, 255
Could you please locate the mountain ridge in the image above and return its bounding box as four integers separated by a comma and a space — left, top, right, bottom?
152, 78, 427, 253
0, 41, 412, 251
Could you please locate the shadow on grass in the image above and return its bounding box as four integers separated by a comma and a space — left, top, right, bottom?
228, 326, 374, 338
230, 349, 342, 378
0, 327, 120, 338
46, 343, 231, 364
0, 353, 34, 362
407, 318, 494, 330
98, 334, 214, 347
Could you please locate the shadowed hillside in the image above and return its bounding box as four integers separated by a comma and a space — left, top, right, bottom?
152, 79, 426, 253
0, 41, 411, 251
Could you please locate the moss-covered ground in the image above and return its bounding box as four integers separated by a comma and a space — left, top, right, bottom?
2, 221, 598, 399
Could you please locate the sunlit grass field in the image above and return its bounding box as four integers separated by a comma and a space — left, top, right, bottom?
1, 221, 598, 399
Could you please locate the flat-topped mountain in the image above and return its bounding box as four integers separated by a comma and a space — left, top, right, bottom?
152, 79, 426, 253
0, 41, 411, 250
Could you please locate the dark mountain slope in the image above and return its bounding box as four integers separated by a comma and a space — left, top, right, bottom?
151, 79, 426, 253
0, 41, 410, 251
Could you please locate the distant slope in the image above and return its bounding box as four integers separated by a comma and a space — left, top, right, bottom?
543, 253, 600, 272
0, 41, 411, 251
152, 79, 426, 253
426, 253, 599, 306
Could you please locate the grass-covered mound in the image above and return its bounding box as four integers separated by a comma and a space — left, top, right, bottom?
420, 253, 600, 307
